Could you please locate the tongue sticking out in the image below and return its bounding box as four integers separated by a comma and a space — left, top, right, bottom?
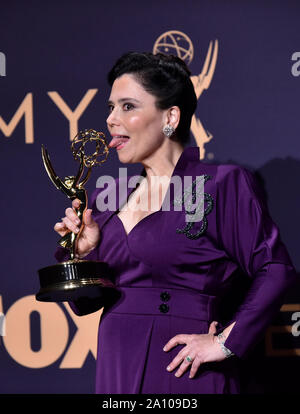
109, 136, 130, 148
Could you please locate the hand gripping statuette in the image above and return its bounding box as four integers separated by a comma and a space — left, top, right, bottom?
36, 129, 117, 312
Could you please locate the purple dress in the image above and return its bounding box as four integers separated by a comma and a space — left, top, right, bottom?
56, 146, 297, 394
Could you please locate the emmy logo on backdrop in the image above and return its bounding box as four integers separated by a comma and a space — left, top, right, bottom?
36, 129, 117, 314
153, 31, 218, 159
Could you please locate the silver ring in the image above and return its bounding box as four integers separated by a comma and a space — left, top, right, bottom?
186, 355, 193, 363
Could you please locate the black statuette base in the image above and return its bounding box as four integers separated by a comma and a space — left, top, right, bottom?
36, 260, 116, 305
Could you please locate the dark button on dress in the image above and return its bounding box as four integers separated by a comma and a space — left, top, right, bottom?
160, 291, 171, 302
159, 303, 169, 313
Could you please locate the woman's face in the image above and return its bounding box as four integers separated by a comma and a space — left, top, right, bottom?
106, 73, 167, 164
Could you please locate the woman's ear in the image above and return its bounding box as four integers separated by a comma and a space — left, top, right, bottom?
165, 106, 180, 130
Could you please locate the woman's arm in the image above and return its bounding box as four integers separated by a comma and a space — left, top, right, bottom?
215, 165, 298, 359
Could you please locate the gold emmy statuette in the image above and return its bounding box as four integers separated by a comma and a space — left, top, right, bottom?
36, 129, 117, 310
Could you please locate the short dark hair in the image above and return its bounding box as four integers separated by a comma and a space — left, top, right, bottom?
107, 51, 197, 145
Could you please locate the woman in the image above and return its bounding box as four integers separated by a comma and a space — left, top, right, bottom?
55, 52, 297, 394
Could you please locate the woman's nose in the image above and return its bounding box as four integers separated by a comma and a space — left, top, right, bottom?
106, 108, 120, 127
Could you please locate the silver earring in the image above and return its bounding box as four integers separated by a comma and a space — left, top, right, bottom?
163, 124, 175, 137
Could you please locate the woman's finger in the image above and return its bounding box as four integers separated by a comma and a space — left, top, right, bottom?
72, 198, 81, 209
208, 321, 218, 335
166, 347, 188, 372
188, 355, 202, 379
62, 216, 79, 234
83, 209, 93, 226
163, 334, 190, 352
54, 222, 68, 236
65, 207, 80, 225
174, 354, 195, 378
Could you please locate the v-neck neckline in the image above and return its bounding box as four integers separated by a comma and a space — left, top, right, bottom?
114, 172, 168, 238
113, 146, 200, 238
114, 209, 159, 237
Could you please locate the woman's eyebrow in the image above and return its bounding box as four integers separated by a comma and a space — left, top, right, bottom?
107, 97, 141, 105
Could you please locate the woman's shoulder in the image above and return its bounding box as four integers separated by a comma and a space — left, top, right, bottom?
214, 163, 256, 188
190, 156, 254, 186
191, 157, 265, 204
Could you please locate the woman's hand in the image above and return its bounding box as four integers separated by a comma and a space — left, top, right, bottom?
54, 198, 100, 258
163, 321, 226, 379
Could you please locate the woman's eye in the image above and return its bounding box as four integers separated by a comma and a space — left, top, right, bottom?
123, 103, 134, 111
108, 105, 114, 113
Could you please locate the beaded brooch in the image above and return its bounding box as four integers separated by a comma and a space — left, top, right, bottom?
173, 175, 214, 240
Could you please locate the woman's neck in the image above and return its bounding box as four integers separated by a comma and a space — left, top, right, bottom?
142, 140, 184, 182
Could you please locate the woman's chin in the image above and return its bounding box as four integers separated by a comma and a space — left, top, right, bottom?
117, 150, 134, 164
116, 145, 148, 165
